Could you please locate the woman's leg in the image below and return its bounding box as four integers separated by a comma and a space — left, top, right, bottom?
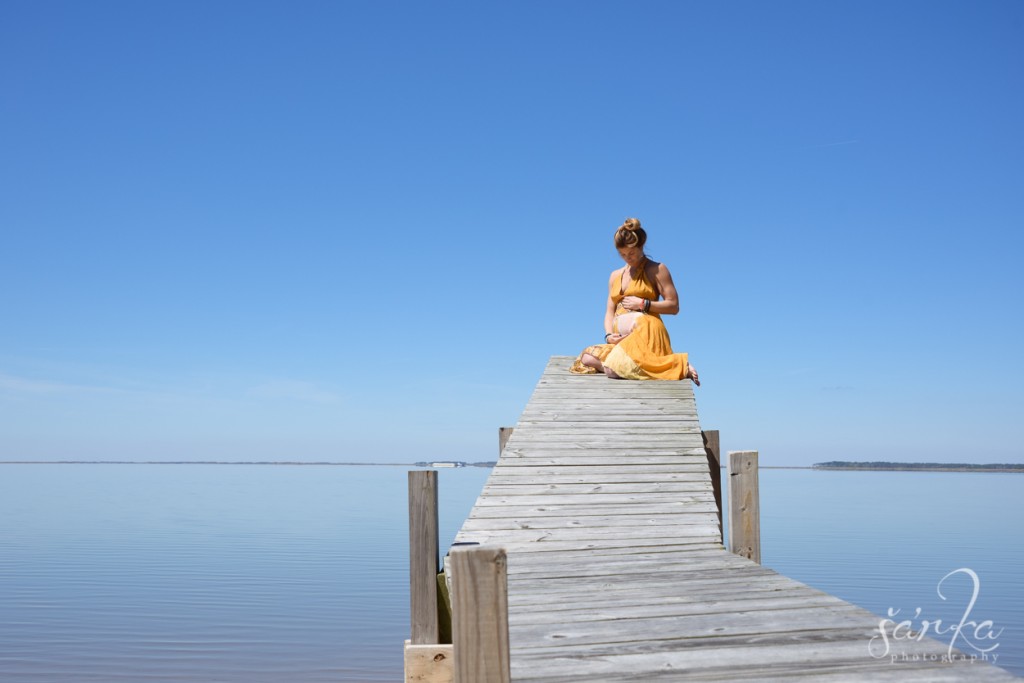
686, 364, 700, 386
583, 352, 622, 378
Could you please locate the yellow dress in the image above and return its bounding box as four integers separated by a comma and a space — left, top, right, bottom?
570, 262, 690, 380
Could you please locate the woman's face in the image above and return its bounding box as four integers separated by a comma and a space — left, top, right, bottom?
618, 246, 645, 268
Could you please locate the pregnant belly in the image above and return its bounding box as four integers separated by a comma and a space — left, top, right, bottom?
615, 312, 643, 336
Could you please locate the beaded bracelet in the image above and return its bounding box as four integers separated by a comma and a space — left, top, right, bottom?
604, 333, 613, 341
643, 298, 651, 313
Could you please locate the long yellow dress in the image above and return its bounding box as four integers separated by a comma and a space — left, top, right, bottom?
570, 262, 689, 380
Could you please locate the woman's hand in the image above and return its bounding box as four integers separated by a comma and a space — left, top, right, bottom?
606, 333, 627, 344
621, 296, 644, 311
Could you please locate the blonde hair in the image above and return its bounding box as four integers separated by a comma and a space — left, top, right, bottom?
614, 217, 647, 250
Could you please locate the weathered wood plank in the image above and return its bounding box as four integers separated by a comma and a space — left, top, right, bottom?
518, 412, 698, 422
483, 465, 710, 476
452, 535, 723, 553
468, 503, 713, 518
512, 421, 700, 430
464, 514, 719, 530
508, 592, 855, 626
506, 573, 802, 603
505, 546, 737, 568
456, 526, 724, 545
480, 481, 711, 495
509, 635, 1022, 682
498, 449, 708, 458
495, 456, 708, 466
470, 492, 716, 506
508, 582, 826, 612
482, 473, 713, 485
505, 432, 703, 441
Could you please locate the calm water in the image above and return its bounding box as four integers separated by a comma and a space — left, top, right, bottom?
0, 465, 1020, 681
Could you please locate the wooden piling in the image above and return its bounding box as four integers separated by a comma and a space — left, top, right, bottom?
702, 429, 722, 541
498, 427, 514, 455
408, 470, 440, 644
450, 544, 510, 683
727, 450, 761, 564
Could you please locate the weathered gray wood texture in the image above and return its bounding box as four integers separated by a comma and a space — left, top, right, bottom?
452, 356, 1019, 682
728, 450, 761, 564
450, 545, 511, 683
409, 470, 440, 644
701, 429, 722, 538
499, 427, 515, 456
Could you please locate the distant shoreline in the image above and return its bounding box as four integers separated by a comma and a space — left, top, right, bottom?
811, 461, 1024, 473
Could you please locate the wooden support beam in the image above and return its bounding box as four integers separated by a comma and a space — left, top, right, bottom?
498, 427, 514, 455
727, 450, 761, 564
701, 429, 722, 541
450, 544, 510, 683
409, 470, 440, 644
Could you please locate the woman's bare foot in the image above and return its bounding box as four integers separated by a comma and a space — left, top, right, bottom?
687, 365, 700, 386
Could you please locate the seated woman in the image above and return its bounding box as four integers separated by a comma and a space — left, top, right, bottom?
570, 217, 699, 384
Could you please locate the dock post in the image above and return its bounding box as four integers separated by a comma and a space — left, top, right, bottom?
727, 451, 761, 564
702, 429, 723, 541
498, 427, 514, 455
408, 470, 440, 644
450, 544, 511, 683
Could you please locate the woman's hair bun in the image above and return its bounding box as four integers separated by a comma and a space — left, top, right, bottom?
613, 217, 647, 250
621, 217, 642, 232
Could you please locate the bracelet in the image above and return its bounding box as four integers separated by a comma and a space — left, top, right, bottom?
604, 333, 613, 341
643, 298, 651, 313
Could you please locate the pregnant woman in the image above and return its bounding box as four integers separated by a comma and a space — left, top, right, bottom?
570, 217, 699, 384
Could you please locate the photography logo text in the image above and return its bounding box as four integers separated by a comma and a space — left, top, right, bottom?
868, 568, 1003, 665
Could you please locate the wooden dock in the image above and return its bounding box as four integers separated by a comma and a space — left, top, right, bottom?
419, 356, 1018, 682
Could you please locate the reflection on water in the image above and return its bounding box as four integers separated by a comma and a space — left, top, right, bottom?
0, 465, 1020, 680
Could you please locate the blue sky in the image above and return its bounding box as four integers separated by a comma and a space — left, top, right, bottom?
1, 1, 1021, 465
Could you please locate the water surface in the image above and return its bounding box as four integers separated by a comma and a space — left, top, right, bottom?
0, 465, 1019, 680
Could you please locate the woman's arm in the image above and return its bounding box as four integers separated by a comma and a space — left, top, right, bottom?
651, 262, 680, 315
604, 269, 626, 343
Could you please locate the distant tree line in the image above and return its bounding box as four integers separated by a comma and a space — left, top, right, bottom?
813, 461, 1024, 471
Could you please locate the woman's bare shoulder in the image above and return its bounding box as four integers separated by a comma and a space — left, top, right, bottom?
647, 259, 671, 276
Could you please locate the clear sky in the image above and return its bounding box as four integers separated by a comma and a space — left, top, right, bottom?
1, 1, 1021, 466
